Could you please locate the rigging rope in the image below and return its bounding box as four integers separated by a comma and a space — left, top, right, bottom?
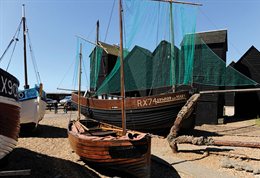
0, 20, 22, 65
6, 38, 19, 71
198, 7, 243, 62
57, 55, 76, 90
82, 58, 89, 89
26, 25, 41, 84
104, 0, 116, 42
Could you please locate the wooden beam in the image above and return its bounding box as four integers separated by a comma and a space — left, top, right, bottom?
214, 140, 260, 149
75, 35, 109, 54
150, 0, 202, 6
200, 88, 260, 94
57, 87, 78, 92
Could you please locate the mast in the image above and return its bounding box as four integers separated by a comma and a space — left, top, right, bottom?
170, 2, 175, 92
77, 43, 82, 120
119, 0, 126, 135
153, 0, 201, 91
22, 4, 29, 89
96, 20, 99, 45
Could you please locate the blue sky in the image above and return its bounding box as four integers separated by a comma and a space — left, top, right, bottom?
1, 0, 260, 93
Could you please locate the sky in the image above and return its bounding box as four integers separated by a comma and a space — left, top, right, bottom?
1, 0, 260, 93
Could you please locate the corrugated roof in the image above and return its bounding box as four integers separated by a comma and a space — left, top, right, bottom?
98, 41, 119, 56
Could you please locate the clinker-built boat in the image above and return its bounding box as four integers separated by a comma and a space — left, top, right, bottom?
0, 68, 20, 163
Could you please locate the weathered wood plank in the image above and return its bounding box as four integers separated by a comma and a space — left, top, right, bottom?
0, 169, 31, 176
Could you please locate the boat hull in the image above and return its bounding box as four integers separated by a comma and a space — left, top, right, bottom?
68, 120, 151, 178
20, 96, 47, 130
0, 68, 20, 162
72, 91, 191, 132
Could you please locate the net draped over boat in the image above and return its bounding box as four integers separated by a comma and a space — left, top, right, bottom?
78, 0, 258, 97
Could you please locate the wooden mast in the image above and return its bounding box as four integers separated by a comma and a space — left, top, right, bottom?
22, 4, 29, 89
170, 1, 175, 92
96, 20, 99, 45
119, 0, 126, 135
153, 0, 201, 91
77, 44, 82, 120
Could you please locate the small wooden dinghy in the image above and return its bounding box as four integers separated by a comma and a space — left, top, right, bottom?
68, 119, 151, 178
68, 4, 151, 176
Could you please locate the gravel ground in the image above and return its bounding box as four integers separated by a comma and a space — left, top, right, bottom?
1, 110, 260, 178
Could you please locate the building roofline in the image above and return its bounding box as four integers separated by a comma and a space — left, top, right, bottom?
196, 29, 227, 34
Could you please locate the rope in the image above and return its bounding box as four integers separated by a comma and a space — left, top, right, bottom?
56, 56, 75, 90
0, 20, 22, 65
26, 26, 41, 84
104, 0, 116, 42
6, 38, 19, 71
198, 7, 243, 63
82, 58, 89, 90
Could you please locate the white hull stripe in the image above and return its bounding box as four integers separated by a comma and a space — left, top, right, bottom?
0, 96, 20, 107
0, 135, 17, 160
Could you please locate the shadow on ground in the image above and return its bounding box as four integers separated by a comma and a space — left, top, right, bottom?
19, 124, 67, 138
189, 129, 222, 137
83, 155, 181, 178
151, 155, 181, 178
0, 148, 100, 178
170, 147, 233, 167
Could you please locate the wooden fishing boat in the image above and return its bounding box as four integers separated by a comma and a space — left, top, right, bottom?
68, 119, 151, 177
18, 5, 47, 132
68, 45, 151, 177
72, 90, 190, 132
68, 3, 151, 175
71, 0, 199, 133
0, 68, 20, 162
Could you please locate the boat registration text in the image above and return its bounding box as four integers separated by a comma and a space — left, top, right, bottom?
136, 94, 186, 107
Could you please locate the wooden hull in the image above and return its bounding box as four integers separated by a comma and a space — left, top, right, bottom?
18, 87, 47, 134
68, 119, 151, 178
0, 69, 20, 161
72, 91, 190, 132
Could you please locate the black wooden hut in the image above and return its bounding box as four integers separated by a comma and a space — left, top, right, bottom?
194, 30, 228, 125
232, 46, 260, 118
89, 41, 119, 92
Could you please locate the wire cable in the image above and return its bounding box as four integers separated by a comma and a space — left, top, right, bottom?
104, 0, 116, 42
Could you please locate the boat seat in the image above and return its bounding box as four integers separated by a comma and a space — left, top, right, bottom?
84, 130, 117, 137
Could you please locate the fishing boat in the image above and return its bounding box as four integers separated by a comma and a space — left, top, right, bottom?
68, 119, 151, 177
71, 0, 202, 133
18, 5, 47, 132
0, 68, 20, 164
68, 1, 151, 176
72, 89, 190, 132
